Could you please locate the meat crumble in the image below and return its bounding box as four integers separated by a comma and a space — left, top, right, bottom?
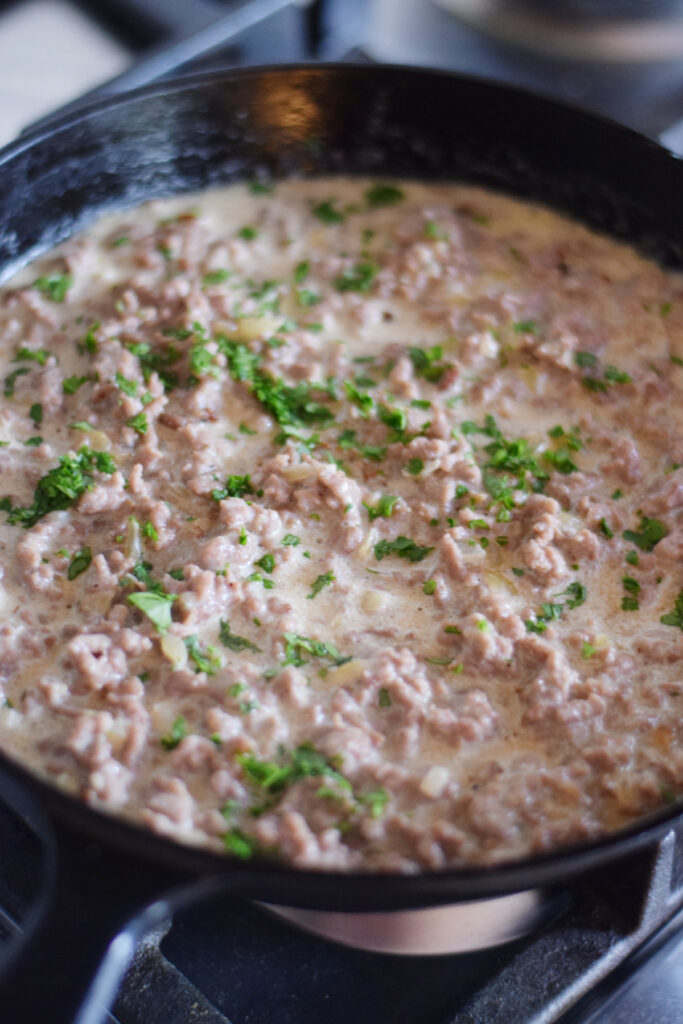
0, 177, 682, 872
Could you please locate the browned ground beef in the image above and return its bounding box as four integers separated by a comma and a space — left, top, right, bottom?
0, 177, 682, 873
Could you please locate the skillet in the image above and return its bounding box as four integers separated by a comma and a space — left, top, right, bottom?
1, 63, 683, 1024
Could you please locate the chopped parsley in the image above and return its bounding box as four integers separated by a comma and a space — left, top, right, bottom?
211, 473, 253, 501
14, 347, 49, 366
559, 582, 587, 609
219, 620, 262, 653
115, 372, 138, 397
359, 788, 389, 818
202, 269, 230, 286
513, 320, 539, 334
406, 458, 424, 476
581, 642, 596, 659
4, 367, 29, 397
366, 183, 405, 208
408, 345, 451, 383
307, 571, 335, 599
661, 589, 683, 630
312, 200, 345, 224
374, 536, 434, 563
294, 260, 310, 283
33, 273, 72, 302
622, 516, 668, 552
4, 447, 115, 528
67, 547, 92, 580
127, 590, 176, 633
334, 261, 379, 294
238, 743, 350, 799
599, 518, 614, 539
363, 495, 398, 521
29, 403, 43, 426
125, 412, 148, 435
63, 375, 90, 395
423, 579, 437, 595
281, 533, 300, 546
223, 827, 258, 859
160, 716, 187, 750
255, 553, 275, 573
184, 635, 222, 675
282, 633, 348, 667
142, 521, 158, 542
238, 226, 258, 240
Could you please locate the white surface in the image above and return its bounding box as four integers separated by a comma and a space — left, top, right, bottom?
0, 0, 130, 145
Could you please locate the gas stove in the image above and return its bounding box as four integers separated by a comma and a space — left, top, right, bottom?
3, 2, 683, 1021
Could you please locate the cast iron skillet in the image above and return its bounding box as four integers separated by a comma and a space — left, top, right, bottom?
1, 63, 683, 1024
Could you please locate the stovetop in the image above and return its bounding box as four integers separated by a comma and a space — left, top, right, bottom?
3, 1, 683, 1021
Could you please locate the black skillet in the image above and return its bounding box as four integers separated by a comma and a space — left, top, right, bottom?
1, 63, 683, 1024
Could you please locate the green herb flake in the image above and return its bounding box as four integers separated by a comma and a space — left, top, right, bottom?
125, 412, 148, 435
625, 550, 639, 566
408, 344, 450, 383
621, 596, 640, 611
223, 827, 257, 860
238, 226, 258, 241
374, 536, 434, 563
559, 581, 587, 609
142, 521, 158, 542
360, 788, 389, 818
63, 374, 90, 396
623, 516, 668, 552
29, 402, 43, 426
33, 273, 72, 302
334, 261, 379, 294
115, 372, 138, 397
366, 183, 405, 208
14, 347, 50, 366
184, 634, 222, 675
211, 474, 253, 501
5, 447, 115, 528
160, 716, 187, 751
363, 494, 398, 521
406, 458, 424, 476
308, 571, 335, 599
281, 533, 300, 547
513, 320, 539, 335
24, 436, 42, 447
202, 269, 230, 286
127, 590, 176, 633
312, 200, 345, 224
4, 367, 29, 397
423, 578, 437, 595
660, 589, 683, 630
219, 620, 261, 653
581, 641, 596, 659
574, 351, 598, 369
256, 553, 275, 574
378, 687, 392, 708
67, 546, 92, 580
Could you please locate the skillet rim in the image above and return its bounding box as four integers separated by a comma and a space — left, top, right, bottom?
0, 62, 682, 907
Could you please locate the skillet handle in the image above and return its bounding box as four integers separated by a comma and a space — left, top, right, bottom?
0, 811, 228, 1024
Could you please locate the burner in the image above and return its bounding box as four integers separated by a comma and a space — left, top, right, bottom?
433, 0, 683, 61
264, 889, 549, 955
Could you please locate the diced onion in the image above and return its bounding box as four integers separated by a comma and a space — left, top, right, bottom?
231, 316, 281, 342
324, 659, 367, 687
124, 516, 142, 561
361, 590, 387, 613
282, 463, 317, 482
419, 766, 450, 798
160, 633, 188, 669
